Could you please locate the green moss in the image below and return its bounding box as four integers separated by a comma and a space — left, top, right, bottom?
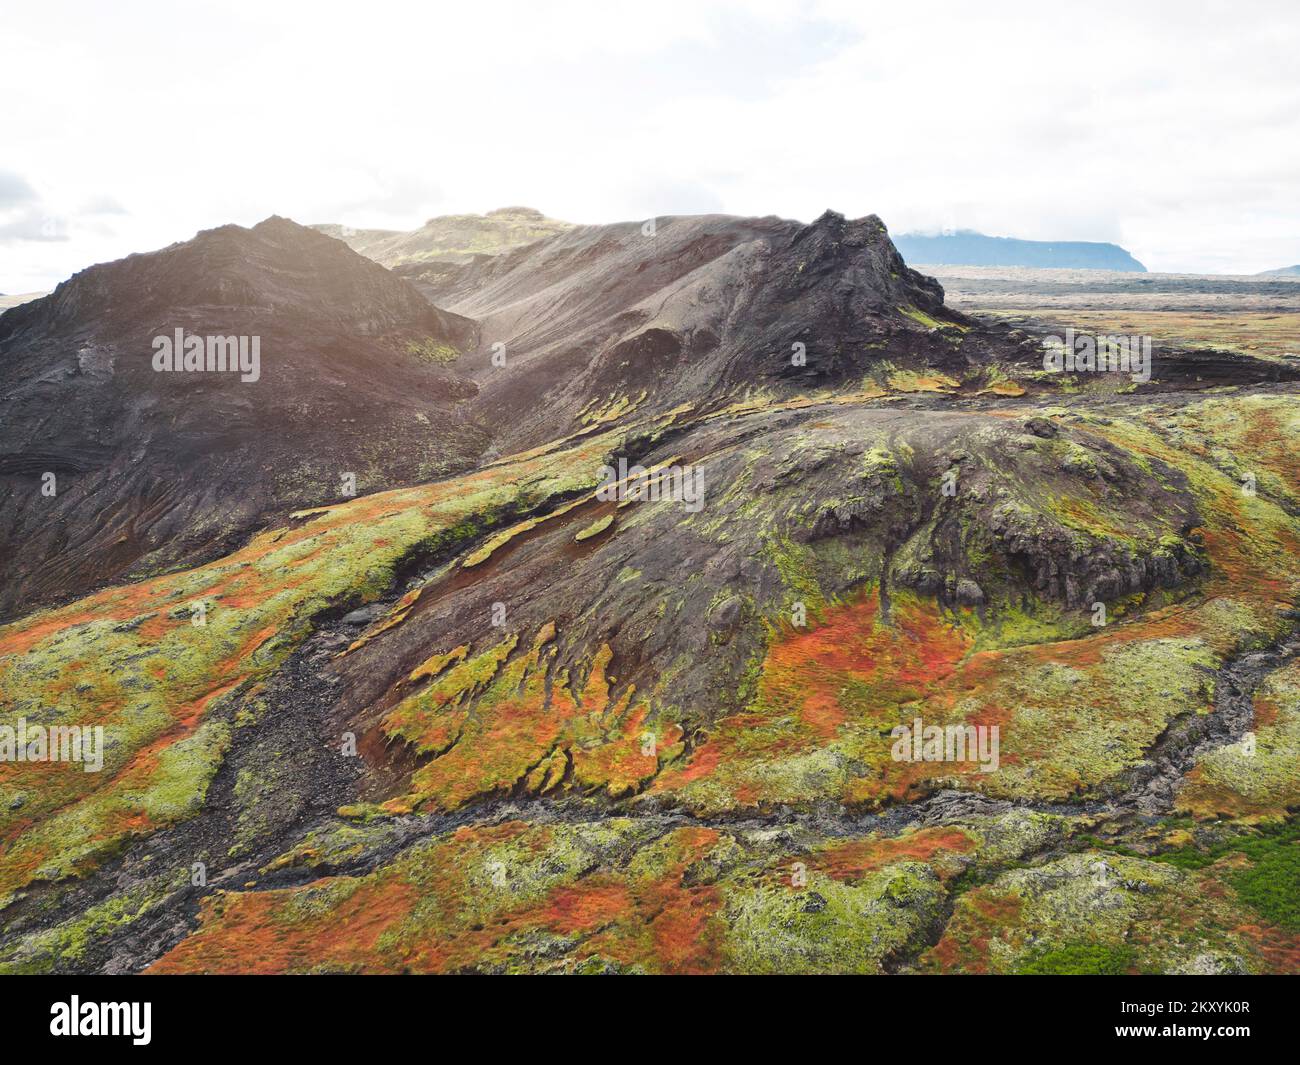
975, 636, 1219, 804
264, 819, 409, 873
887, 368, 960, 392
1179, 659, 1300, 818
575, 513, 614, 542
897, 304, 963, 331
0, 718, 233, 898
1231, 843, 1300, 930
1156, 818, 1300, 870
722, 863, 944, 974
139, 720, 231, 820
404, 338, 460, 365
763, 533, 825, 615
1149, 818, 1300, 931
1016, 943, 1139, 975
0, 870, 185, 973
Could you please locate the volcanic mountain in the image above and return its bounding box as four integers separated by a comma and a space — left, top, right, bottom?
0, 208, 1035, 619
0, 216, 487, 620
2, 206, 1299, 977
421, 210, 1029, 450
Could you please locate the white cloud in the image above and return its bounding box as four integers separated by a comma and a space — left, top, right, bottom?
2, 0, 1298, 289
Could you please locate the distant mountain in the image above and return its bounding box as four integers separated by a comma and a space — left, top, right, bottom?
1257, 264, 1300, 276
313, 206, 573, 268
895, 230, 1146, 271
0, 292, 44, 310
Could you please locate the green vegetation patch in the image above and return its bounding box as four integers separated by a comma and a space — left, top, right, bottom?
1016, 942, 1139, 975
404, 338, 460, 365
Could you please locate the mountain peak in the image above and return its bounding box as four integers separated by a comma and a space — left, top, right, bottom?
484, 206, 547, 220
0, 213, 486, 615
0, 214, 456, 345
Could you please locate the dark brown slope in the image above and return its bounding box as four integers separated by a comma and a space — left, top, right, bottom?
416, 210, 1007, 448
0, 217, 488, 621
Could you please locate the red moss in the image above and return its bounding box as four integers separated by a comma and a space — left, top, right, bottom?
541, 879, 632, 934
925, 890, 1023, 974
152, 823, 727, 975
814, 827, 977, 882
654, 591, 979, 805
1235, 921, 1300, 974
1253, 696, 1280, 731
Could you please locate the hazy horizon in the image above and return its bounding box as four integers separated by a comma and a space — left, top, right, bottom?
3, 0, 1299, 291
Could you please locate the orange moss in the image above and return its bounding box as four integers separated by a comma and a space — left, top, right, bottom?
382, 624, 689, 808
652, 591, 982, 806
153, 822, 726, 975
1253, 697, 1280, 731
150, 875, 422, 975
540, 878, 632, 934
924, 890, 1024, 974
571, 705, 684, 798
813, 827, 977, 883
1235, 920, 1300, 973
574, 827, 725, 974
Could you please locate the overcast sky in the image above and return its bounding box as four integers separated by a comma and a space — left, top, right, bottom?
3, 0, 1298, 291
